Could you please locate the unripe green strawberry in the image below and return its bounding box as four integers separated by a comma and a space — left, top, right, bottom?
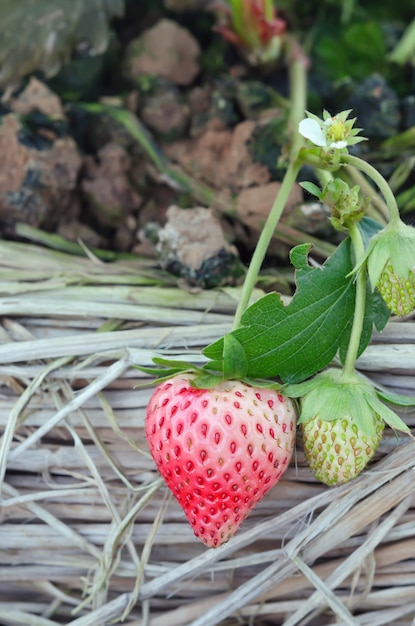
353, 218, 415, 317
293, 368, 410, 487
145, 374, 296, 548
302, 413, 384, 486
377, 265, 415, 316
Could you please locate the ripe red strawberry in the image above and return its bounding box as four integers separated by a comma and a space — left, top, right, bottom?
145, 374, 296, 548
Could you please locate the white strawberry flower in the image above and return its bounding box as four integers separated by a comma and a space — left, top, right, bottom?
299, 109, 366, 151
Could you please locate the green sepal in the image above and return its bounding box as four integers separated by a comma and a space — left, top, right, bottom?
133, 357, 202, 384
375, 388, 415, 407
223, 333, 248, 380
132, 364, 187, 378
282, 378, 323, 399
367, 394, 411, 433
358, 217, 384, 249
348, 389, 375, 434
242, 377, 285, 390
152, 357, 200, 370
295, 368, 411, 437
296, 368, 380, 437
190, 373, 225, 389
203, 360, 224, 374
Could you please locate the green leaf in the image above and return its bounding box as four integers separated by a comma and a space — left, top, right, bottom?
289, 244, 313, 270
314, 21, 387, 82
223, 334, 248, 380
371, 289, 390, 331
300, 181, 322, 198
0, 0, 124, 88
204, 238, 372, 383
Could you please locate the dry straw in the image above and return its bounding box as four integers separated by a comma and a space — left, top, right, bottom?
0, 238, 414, 626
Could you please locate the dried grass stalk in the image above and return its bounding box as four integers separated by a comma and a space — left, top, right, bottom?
0, 241, 414, 626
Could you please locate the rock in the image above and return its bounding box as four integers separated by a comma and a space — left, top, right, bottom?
156, 205, 240, 287
112, 215, 137, 252
81, 143, 142, 229
225, 120, 271, 188
9, 77, 65, 118
236, 80, 286, 120
163, 120, 270, 191
0, 114, 82, 231
188, 81, 239, 136
123, 19, 200, 86
164, 127, 233, 189
139, 79, 190, 142
188, 85, 226, 136
236, 182, 303, 232
248, 114, 289, 181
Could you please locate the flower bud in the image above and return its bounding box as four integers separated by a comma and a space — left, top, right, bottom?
213, 0, 286, 66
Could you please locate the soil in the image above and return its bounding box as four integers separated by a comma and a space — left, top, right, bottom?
0, 1, 414, 289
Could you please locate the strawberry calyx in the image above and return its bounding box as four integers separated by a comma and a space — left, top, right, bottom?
284, 367, 410, 436
290, 368, 412, 486
134, 332, 286, 392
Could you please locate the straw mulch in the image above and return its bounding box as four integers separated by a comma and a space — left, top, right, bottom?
1, 238, 414, 626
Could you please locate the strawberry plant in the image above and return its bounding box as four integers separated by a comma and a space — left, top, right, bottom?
139, 40, 415, 546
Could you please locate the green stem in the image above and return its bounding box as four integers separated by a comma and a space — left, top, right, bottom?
232, 54, 308, 330
341, 154, 400, 224
343, 165, 388, 224
232, 160, 301, 329
341, 223, 367, 379
388, 17, 415, 65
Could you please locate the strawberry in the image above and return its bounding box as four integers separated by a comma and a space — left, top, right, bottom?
294, 368, 410, 487
302, 413, 385, 487
355, 218, 415, 317
145, 374, 296, 547
376, 265, 415, 317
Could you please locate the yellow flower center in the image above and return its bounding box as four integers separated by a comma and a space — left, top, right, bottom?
327, 119, 347, 143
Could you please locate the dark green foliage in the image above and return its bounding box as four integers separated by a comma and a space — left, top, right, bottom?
0, 0, 124, 88
313, 21, 387, 82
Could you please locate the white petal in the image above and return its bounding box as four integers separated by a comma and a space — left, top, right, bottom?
299, 118, 327, 146
329, 140, 348, 149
